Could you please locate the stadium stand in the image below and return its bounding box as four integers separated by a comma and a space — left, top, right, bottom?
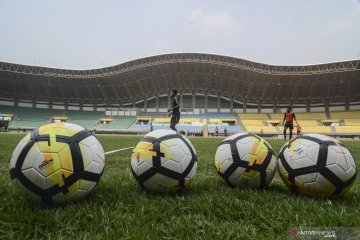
343, 119, 360, 126
301, 126, 332, 133
0, 106, 63, 128
246, 126, 278, 133
207, 113, 236, 118
295, 112, 327, 120
297, 120, 319, 127
238, 111, 343, 135
0, 53, 359, 138
237, 113, 278, 134
239, 113, 269, 120
335, 126, 360, 133
0, 106, 104, 130
330, 111, 360, 119
269, 113, 283, 120
66, 111, 103, 129
130, 112, 239, 135
241, 120, 266, 126
97, 116, 136, 130
328, 111, 360, 134
206, 113, 238, 134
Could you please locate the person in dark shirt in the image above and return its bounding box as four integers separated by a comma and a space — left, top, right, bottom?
167, 90, 181, 131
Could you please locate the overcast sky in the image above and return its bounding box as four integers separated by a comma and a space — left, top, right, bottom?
0, 0, 359, 69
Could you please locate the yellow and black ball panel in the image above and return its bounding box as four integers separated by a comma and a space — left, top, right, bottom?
131, 129, 197, 193
38, 122, 85, 138
214, 133, 276, 188
9, 122, 105, 205
293, 173, 337, 197
277, 133, 357, 197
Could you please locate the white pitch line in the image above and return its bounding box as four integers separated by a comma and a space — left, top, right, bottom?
105, 146, 135, 155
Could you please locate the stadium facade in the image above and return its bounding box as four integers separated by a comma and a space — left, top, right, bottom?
0, 53, 359, 114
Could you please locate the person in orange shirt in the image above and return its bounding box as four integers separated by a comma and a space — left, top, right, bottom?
283, 106, 297, 140
296, 123, 302, 135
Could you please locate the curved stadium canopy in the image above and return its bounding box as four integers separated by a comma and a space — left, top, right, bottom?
0, 53, 359, 109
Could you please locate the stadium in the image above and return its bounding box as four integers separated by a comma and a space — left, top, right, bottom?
1, 53, 360, 138
2, 0, 360, 237
0, 51, 360, 239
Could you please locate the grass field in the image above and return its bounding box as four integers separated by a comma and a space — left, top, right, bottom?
0, 133, 359, 239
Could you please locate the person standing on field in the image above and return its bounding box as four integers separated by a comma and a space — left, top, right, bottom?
168, 90, 181, 132
283, 106, 297, 140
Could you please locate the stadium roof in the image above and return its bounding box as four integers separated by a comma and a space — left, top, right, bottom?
0, 53, 359, 106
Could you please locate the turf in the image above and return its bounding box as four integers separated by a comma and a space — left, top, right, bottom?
0, 133, 359, 239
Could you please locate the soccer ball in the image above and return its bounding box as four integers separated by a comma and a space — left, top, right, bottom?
215, 133, 276, 188
9, 123, 105, 205
277, 134, 357, 197
131, 129, 197, 192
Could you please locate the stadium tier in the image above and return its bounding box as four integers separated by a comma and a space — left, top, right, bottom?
241, 120, 266, 126
296, 120, 319, 127
330, 111, 360, 119
269, 113, 283, 120
246, 126, 278, 133
328, 111, 360, 134
335, 126, 360, 133
301, 126, 332, 133
96, 116, 136, 130
0, 105, 64, 128
239, 113, 269, 120
238, 114, 278, 133
270, 112, 328, 121
343, 119, 360, 126
0, 106, 101, 130
207, 113, 237, 118
295, 112, 328, 120
66, 111, 104, 129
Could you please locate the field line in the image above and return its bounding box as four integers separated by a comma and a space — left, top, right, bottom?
105, 146, 135, 155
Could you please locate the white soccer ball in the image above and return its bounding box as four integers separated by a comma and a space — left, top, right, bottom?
277, 133, 357, 197
9, 123, 105, 205
131, 129, 197, 192
215, 133, 277, 188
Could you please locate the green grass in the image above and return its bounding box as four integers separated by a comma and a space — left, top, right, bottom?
0, 133, 359, 239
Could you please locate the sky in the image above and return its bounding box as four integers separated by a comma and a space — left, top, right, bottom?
0, 0, 360, 69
